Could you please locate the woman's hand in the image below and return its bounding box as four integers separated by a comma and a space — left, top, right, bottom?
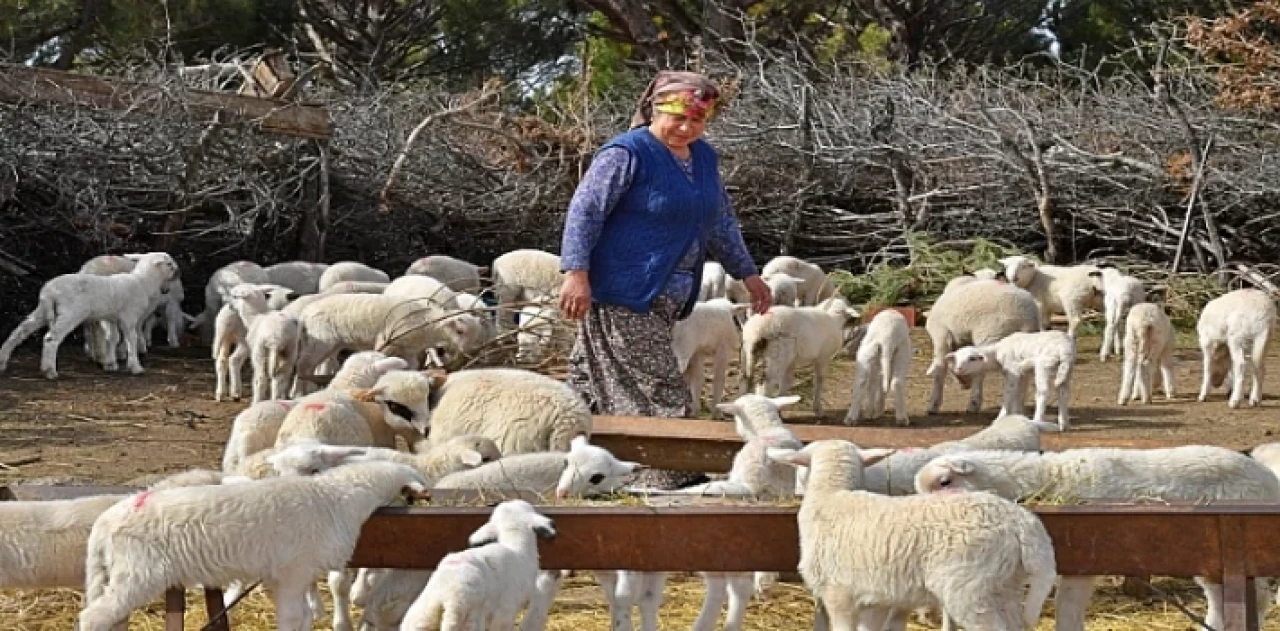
559, 270, 592, 320
743, 274, 772, 314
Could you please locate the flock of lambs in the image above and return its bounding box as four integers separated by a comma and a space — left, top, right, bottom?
1, 247, 1280, 631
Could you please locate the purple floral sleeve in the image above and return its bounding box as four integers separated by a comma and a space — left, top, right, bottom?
560, 147, 635, 271
705, 186, 758, 280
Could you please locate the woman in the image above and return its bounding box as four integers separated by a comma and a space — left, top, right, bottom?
558, 70, 772, 489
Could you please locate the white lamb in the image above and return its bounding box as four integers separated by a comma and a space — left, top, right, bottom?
425, 367, 592, 455
1197, 288, 1277, 408
671, 298, 747, 417
943, 330, 1076, 430
699, 261, 728, 301
319, 261, 392, 292
770, 440, 1057, 631
739, 297, 862, 414
226, 284, 302, 403
490, 249, 562, 330
194, 260, 270, 341
763, 272, 804, 308
760, 255, 836, 306
405, 254, 488, 293
384, 274, 461, 310
0, 252, 179, 379
454, 291, 498, 348
77, 460, 429, 631
844, 309, 912, 426
265, 260, 330, 295
941, 267, 1000, 295
1117, 302, 1177, 405
320, 280, 391, 295
839, 414, 1060, 497
327, 351, 412, 391
516, 302, 574, 364
274, 370, 434, 450
400, 500, 556, 631
999, 255, 1104, 337
292, 293, 483, 392
1097, 267, 1148, 362
212, 283, 300, 402
923, 279, 1041, 416
78, 253, 187, 362
917, 446, 1280, 631
221, 399, 296, 473
725, 276, 751, 304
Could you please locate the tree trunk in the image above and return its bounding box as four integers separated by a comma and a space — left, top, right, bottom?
1038, 194, 1059, 263
53, 0, 106, 70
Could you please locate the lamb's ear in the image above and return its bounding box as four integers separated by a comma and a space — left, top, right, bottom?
570, 434, 590, 450
943, 352, 958, 367
715, 402, 742, 417
1088, 270, 1102, 278
769, 395, 802, 409
946, 458, 976, 475
468, 522, 498, 547
459, 449, 484, 467
319, 445, 369, 468
618, 460, 648, 474
857, 448, 895, 467
374, 357, 409, 375
350, 387, 383, 403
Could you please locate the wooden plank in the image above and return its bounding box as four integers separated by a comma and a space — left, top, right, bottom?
165, 588, 185, 631
349, 503, 1280, 578
0, 63, 332, 140
0, 484, 138, 501
590, 415, 1195, 473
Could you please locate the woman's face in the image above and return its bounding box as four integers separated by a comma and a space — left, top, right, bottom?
649, 111, 707, 152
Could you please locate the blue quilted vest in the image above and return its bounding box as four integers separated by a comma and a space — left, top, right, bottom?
588, 127, 722, 314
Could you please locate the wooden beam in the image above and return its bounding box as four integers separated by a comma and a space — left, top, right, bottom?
349, 502, 1280, 577
589, 415, 1196, 473
0, 484, 137, 501
0, 63, 332, 140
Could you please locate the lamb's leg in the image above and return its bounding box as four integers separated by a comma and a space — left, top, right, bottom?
3, 304, 49, 373
692, 573, 727, 631
1228, 336, 1249, 409
1198, 340, 1217, 402
890, 354, 908, 426
595, 570, 633, 631
78, 583, 145, 631
115, 315, 144, 375
1000, 368, 1023, 419
844, 358, 868, 425
722, 574, 754, 631
1117, 352, 1137, 405
927, 359, 946, 415
683, 353, 704, 416
41, 310, 84, 380
99, 322, 122, 372
228, 342, 250, 402
1100, 305, 1117, 361
329, 568, 355, 631
1064, 304, 1082, 338
1250, 331, 1269, 407
709, 350, 730, 418
966, 371, 986, 414
250, 345, 270, 405
1195, 576, 1225, 631
853, 606, 890, 631
1160, 350, 1177, 400
1053, 575, 1096, 631
269, 579, 314, 631
635, 572, 666, 631
1055, 363, 1071, 431
518, 570, 564, 631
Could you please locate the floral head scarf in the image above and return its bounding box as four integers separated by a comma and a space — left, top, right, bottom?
629, 70, 721, 129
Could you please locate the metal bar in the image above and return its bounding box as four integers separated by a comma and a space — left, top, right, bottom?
0, 484, 138, 501
165, 588, 185, 631
1220, 514, 1261, 631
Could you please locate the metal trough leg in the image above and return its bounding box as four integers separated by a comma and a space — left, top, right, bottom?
204, 588, 231, 631
1223, 574, 1259, 631
164, 588, 185, 631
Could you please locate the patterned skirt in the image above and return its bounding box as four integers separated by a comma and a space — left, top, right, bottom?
567, 296, 708, 489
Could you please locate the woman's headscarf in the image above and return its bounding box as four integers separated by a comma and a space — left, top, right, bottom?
629, 70, 721, 129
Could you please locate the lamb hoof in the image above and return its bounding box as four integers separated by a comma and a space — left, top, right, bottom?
1229, 399, 1242, 409
43, 370, 58, 380
128, 366, 145, 376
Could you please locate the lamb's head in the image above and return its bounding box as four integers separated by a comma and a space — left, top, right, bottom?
819, 296, 860, 320
330, 351, 410, 390
516, 305, 559, 363
468, 499, 557, 547
766, 440, 893, 492
268, 440, 373, 476
914, 453, 988, 494
942, 346, 996, 389
132, 252, 181, 288
324, 460, 432, 502
556, 435, 647, 499
351, 370, 436, 433
999, 255, 1039, 288
715, 393, 800, 439
227, 284, 271, 315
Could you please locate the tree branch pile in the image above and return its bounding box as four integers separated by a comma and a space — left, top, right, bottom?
4, 33, 1280, 334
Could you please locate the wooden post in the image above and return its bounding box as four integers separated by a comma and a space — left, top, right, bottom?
204, 588, 231, 631
1220, 514, 1260, 631
164, 588, 185, 631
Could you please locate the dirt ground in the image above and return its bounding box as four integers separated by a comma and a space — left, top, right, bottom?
3, 327, 1280, 484
4, 325, 1280, 630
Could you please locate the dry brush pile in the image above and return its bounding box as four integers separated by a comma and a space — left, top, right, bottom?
3, 30, 1280, 335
